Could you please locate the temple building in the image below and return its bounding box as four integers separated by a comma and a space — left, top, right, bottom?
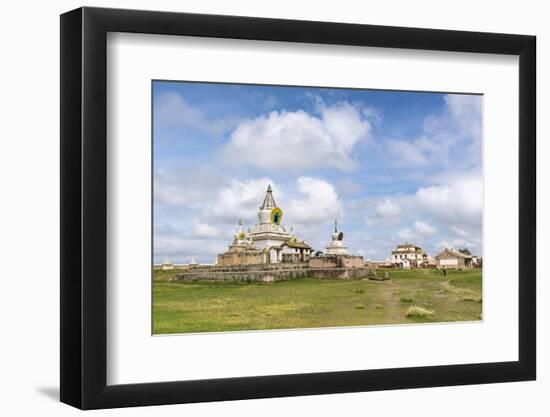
180, 189, 373, 281
280, 227, 314, 262
216, 219, 265, 266
217, 185, 313, 265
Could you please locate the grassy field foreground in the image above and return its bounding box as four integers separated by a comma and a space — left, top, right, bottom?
153, 268, 482, 334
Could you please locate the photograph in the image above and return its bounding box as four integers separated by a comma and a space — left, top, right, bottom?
53, 3, 538, 411
152, 80, 483, 335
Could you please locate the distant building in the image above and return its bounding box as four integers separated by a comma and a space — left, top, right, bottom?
161, 257, 174, 271
471, 256, 483, 268
391, 243, 429, 268
435, 248, 473, 269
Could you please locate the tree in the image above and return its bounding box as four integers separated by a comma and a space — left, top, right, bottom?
459, 248, 471, 256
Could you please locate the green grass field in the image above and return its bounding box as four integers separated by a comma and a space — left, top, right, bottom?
153, 268, 482, 334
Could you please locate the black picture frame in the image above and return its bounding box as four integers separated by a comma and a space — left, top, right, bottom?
60, 6, 536, 410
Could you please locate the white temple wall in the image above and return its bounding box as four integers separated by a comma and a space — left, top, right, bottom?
269, 248, 280, 263
253, 238, 286, 249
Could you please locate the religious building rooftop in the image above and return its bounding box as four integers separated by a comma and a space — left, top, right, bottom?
260, 184, 277, 210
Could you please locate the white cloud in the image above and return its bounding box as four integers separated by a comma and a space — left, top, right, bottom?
436, 238, 477, 252
192, 222, 219, 238
154, 234, 226, 263
451, 225, 469, 237
397, 221, 438, 241
415, 175, 482, 228
153, 91, 484, 263
361, 106, 382, 124
396, 228, 415, 241
286, 177, 341, 225
154, 176, 342, 262
385, 138, 430, 167
154, 183, 191, 207
366, 174, 482, 257
439, 94, 482, 139
378, 175, 483, 229
154, 166, 225, 209
337, 177, 361, 196
413, 221, 438, 236
204, 177, 275, 225
155, 91, 234, 137
372, 198, 402, 219
222, 101, 371, 172
385, 94, 482, 171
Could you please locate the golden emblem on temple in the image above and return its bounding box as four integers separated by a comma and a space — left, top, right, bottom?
270, 207, 283, 225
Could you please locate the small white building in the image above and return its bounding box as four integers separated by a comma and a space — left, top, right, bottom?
435, 248, 473, 269
280, 238, 313, 263
391, 243, 429, 268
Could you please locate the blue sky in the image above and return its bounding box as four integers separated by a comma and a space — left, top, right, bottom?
153, 81, 482, 264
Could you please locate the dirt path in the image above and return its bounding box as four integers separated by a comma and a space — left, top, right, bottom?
440, 280, 479, 296
378, 279, 404, 322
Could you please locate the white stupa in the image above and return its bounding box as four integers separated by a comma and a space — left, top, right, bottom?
227, 219, 256, 252
161, 256, 175, 270
325, 219, 349, 255
248, 185, 292, 249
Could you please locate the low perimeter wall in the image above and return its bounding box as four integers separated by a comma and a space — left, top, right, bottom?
174, 265, 374, 282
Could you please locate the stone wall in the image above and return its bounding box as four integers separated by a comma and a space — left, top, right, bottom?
153, 264, 193, 270
174, 262, 373, 282
308, 257, 338, 268
217, 250, 265, 266
308, 254, 364, 269
308, 267, 373, 279
341, 256, 364, 268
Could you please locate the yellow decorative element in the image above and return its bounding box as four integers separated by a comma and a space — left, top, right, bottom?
270, 207, 283, 224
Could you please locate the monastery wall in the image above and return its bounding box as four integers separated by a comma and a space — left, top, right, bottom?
309, 255, 364, 269
308, 267, 373, 279
341, 256, 364, 268
217, 251, 265, 266
174, 263, 373, 282
308, 257, 338, 268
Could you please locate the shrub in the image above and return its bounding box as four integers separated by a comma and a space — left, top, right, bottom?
400, 296, 413, 303
355, 304, 366, 309
355, 289, 365, 294
406, 305, 434, 318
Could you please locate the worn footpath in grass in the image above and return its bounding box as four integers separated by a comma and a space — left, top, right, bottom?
153, 268, 482, 334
